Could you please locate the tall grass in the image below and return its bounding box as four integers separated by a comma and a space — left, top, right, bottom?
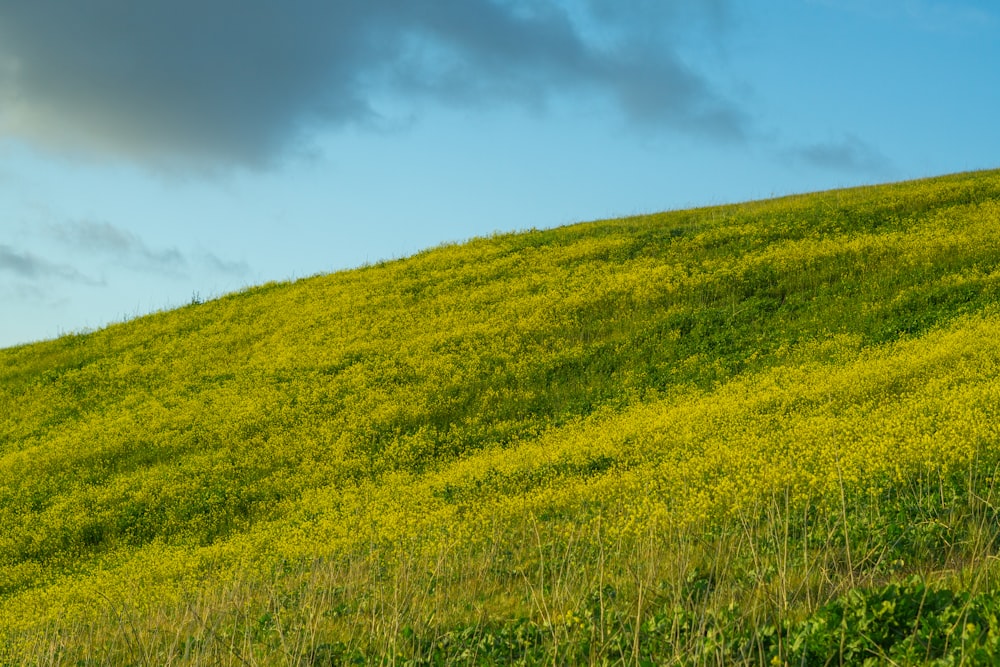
8, 459, 1000, 665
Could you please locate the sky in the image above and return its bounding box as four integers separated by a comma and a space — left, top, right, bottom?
1, 0, 998, 349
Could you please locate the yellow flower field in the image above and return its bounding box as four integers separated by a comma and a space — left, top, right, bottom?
4, 169, 1000, 664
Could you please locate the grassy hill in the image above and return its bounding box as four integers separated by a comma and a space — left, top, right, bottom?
4, 169, 1000, 664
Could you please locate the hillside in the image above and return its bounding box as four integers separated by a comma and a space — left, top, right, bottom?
4, 169, 1000, 664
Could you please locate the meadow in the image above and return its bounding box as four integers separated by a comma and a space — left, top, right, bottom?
4, 169, 1000, 664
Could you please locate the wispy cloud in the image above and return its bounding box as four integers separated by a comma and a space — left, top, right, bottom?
0, 1, 745, 170
0, 243, 97, 283
51, 220, 185, 273
46, 220, 250, 278
199, 251, 252, 278
786, 134, 893, 175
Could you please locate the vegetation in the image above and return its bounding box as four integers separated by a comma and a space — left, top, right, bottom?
4, 169, 1000, 664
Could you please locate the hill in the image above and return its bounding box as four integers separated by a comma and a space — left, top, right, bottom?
4, 169, 1000, 664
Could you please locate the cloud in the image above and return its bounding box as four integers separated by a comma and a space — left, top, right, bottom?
0, 243, 96, 283
0, 1, 745, 169
52, 220, 185, 271
199, 251, 252, 278
788, 134, 892, 174
47, 220, 250, 277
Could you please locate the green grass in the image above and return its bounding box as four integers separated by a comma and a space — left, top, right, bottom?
4, 169, 1000, 664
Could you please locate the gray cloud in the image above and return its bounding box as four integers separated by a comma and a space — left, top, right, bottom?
0, 244, 51, 277
0, 243, 95, 282
48, 220, 250, 277
199, 251, 252, 278
0, 1, 745, 169
53, 220, 185, 270
788, 135, 892, 174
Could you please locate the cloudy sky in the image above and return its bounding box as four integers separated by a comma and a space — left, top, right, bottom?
1, 0, 998, 348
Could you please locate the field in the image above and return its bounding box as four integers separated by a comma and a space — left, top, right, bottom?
4, 169, 1000, 664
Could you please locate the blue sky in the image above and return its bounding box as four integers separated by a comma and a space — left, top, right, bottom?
1, 0, 998, 349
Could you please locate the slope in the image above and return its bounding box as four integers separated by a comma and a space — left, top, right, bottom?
3, 169, 1000, 664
